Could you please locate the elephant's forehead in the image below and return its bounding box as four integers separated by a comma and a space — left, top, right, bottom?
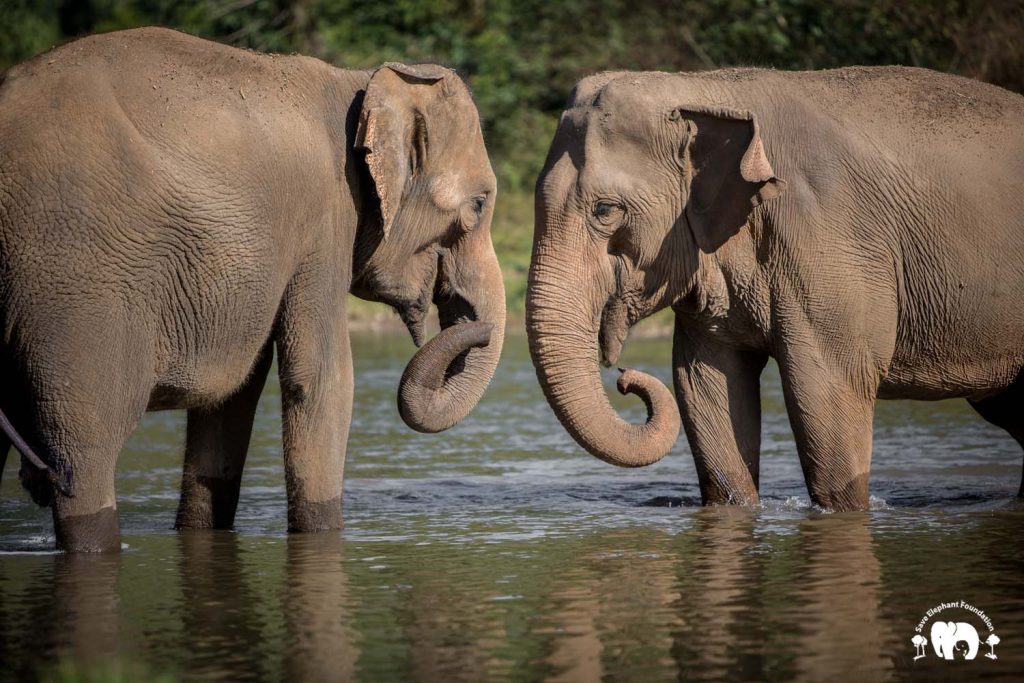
543, 106, 660, 203
579, 121, 660, 189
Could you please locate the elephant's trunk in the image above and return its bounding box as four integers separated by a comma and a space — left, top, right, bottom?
397, 240, 505, 433
526, 253, 680, 467
398, 321, 494, 432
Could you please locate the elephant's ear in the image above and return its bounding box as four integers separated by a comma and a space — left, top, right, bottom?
672, 105, 786, 252
355, 63, 450, 240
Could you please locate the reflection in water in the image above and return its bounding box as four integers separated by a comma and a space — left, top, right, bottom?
285, 533, 358, 683
0, 511, 1023, 681
676, 508, 761, 681
177, 531, 269, 681
793, 514, 893, 681
1, 333, 1022, 680
53, 553, 123, 668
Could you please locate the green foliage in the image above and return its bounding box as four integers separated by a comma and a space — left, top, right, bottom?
40, 659, 176, 683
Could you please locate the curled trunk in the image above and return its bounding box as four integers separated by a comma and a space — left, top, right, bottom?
527, 262, 680, 466
398, 321, 495, 433
396, 243, 506, 433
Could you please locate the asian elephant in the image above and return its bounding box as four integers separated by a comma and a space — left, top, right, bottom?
527, 67, 1024, 510
0, 28, 505, 551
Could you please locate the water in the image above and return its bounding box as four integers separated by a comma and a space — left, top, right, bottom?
1, 332, 1022, 681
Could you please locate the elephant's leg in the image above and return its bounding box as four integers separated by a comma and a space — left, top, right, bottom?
46, 399, 143, 552
673, 319, 766, 505
968, 373, 1024, 496
276, 288, 353, 533
778, 355, 876, 511
175, 342, 274, 530
0, 431, 9, 490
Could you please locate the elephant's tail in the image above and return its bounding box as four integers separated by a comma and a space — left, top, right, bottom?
0, 407, 73, 497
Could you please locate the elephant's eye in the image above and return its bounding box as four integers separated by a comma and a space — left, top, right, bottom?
591, 201, 624, 234
459, 194, 488, 232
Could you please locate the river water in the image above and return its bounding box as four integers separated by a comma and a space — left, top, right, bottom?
1, 331, 1022, 681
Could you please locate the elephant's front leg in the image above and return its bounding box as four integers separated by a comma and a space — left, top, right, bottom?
777, 347, 877, 511
673, 319, 767, 505
276, 289, 353, 533
175, 341, 273, 530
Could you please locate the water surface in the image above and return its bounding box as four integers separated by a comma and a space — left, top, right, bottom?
1, 332, 1022, 681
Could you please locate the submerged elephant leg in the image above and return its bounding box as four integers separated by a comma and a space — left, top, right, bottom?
673, 318, 766, 505
35, 335, 151, 551
778, 352, 877, 511
175, 342, 273, 530
968, 373, 1024, 496
48, 408, 139, 553
276, 287, 353, 533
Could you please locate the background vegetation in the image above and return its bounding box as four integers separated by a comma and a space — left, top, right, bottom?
2, 0, 1021, 318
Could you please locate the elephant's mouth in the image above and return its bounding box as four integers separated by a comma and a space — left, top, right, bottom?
397, 248, 480, 353
598, 296, 630, 367
398, 294, 431, 348
396, 251, 443, 347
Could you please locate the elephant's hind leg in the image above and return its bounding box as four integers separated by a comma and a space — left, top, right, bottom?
175, 342, 273, 530
968, 372, 1024, 496
44, 395, 146, 553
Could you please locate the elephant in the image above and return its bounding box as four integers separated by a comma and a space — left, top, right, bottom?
527, 67, 1024, 510
930, 621, 980, 660
0, 27, 505, 551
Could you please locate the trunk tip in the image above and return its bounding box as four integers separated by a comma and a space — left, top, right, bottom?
617, 368, 646, 395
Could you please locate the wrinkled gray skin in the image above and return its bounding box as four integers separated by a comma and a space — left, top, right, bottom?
0, 28, 505, 551
528, 67, 1024, 510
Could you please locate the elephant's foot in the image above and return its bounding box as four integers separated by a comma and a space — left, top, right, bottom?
701, 479, 760, 507
54, 506, 121, 553
287, 496, 343, 533
175, 474, 243, 530
696, 471, 761, 507
807, 473, 871, 512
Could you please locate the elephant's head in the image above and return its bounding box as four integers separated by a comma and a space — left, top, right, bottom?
527, 73, 784, 466
352, 63, 505, 433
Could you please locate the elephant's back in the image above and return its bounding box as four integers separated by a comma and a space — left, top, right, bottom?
0, 27, 335, 262
0, 31, 306, 375
769, 66, 1024, 160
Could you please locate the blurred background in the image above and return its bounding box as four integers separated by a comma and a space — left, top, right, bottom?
3, 0, 1022, 318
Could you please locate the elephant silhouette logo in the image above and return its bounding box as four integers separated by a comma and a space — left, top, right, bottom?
912, 601, 999, 663
931, 621, 980, 660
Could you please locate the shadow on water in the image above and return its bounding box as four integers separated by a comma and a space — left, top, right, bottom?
0, 332, 1022, 681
